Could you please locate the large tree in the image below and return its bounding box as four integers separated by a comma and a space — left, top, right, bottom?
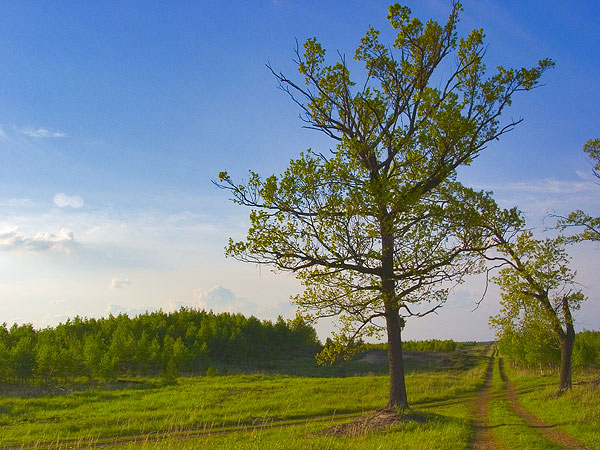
488, 230, 585, 392
218, 2, 551, 408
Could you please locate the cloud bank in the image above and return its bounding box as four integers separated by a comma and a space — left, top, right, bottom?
0, 228, 79, 253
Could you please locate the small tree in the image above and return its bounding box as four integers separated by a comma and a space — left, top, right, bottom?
219, 2, 551, 408
497, 317, 560, 372
489, 231, 585, 392
35, 332, 58, 382
11, 336, 36, 383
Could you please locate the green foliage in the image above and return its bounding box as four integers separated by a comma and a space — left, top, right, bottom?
572, 331, 600, 368
405, 339, 457, 352
161, 357, 179, 385
497, 324, 561, 369
499, 329, 600, 370
0, 310, 320, 384
584, 137, 600, 178
490, 232, 584, 345
363, 339, 458, 352
205, 366, 220, 377
557, 209, 600, 243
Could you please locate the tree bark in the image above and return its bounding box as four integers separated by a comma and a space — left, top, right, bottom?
558, 323, 575, 393
558, 294, 576, 393
378, 203, 409, 409
385, 307, 409, 408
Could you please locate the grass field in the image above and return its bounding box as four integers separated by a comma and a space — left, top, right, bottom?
503, 363, 600, 448
0, 347, 487, 449
0, 345, 598, 449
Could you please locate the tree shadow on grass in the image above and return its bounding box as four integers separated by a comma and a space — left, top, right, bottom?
0, 378, 157, 399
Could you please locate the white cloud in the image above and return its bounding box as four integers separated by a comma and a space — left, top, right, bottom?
54, 193, 84, 209
20, 127, 67, 138
0, 198, 35, 207
166, 211, 202, 224
37, 313, 71, 329
0, 227, 79, 253
0, 126, 6, 139
110, 277, 132, 289
506, 178, 594, 195
575, 170, 598, 182
167, 300, 189, 312
196, 285, 293, 319
197, 285, 258, 316
104, 303, 157, 318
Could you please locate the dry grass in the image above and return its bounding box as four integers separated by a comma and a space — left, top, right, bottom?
317, 407, 426, 437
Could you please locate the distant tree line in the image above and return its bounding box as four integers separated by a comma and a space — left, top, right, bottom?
0, 308, 320, 383
361, 339, 464, 353
499, 327, 600, 371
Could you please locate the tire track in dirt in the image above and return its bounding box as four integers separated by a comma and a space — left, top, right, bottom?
499, 357, 592, 450
470, 356, 503, 450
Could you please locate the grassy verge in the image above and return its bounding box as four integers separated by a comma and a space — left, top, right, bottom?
503, 362, 600, 448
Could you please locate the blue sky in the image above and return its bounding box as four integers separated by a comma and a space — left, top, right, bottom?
1, 0, 598, 340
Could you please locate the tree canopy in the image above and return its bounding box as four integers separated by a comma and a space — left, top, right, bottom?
0, 310, 319, 383
219, 1, 552, 408
488, 230, 585, 391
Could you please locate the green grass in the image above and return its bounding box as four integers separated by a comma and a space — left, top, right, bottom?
503, 363, 600, 448
0, 349, 490, 449
106, 408, 471, 450
487, 358, 561, 450
98, 403, 475, 450
10, 345, 598, 450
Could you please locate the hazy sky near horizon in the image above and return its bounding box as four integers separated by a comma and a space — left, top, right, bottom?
1, 0, 598, 341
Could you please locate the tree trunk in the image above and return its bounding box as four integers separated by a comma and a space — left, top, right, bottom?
385, 306, 409, 409
557, 294, 576, 393
378, 201, 408, 408
558, 323, 575, 393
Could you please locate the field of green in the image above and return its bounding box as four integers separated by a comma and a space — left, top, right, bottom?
500, 362, 600, 448
0, 344, 598, 450
0, 347, 488, 450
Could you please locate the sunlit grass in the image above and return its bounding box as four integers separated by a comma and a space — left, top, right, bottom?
503, 362, 600, 448
486, 358, 560, 450
106, 403, 474, 450
0, 351, 490, 449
